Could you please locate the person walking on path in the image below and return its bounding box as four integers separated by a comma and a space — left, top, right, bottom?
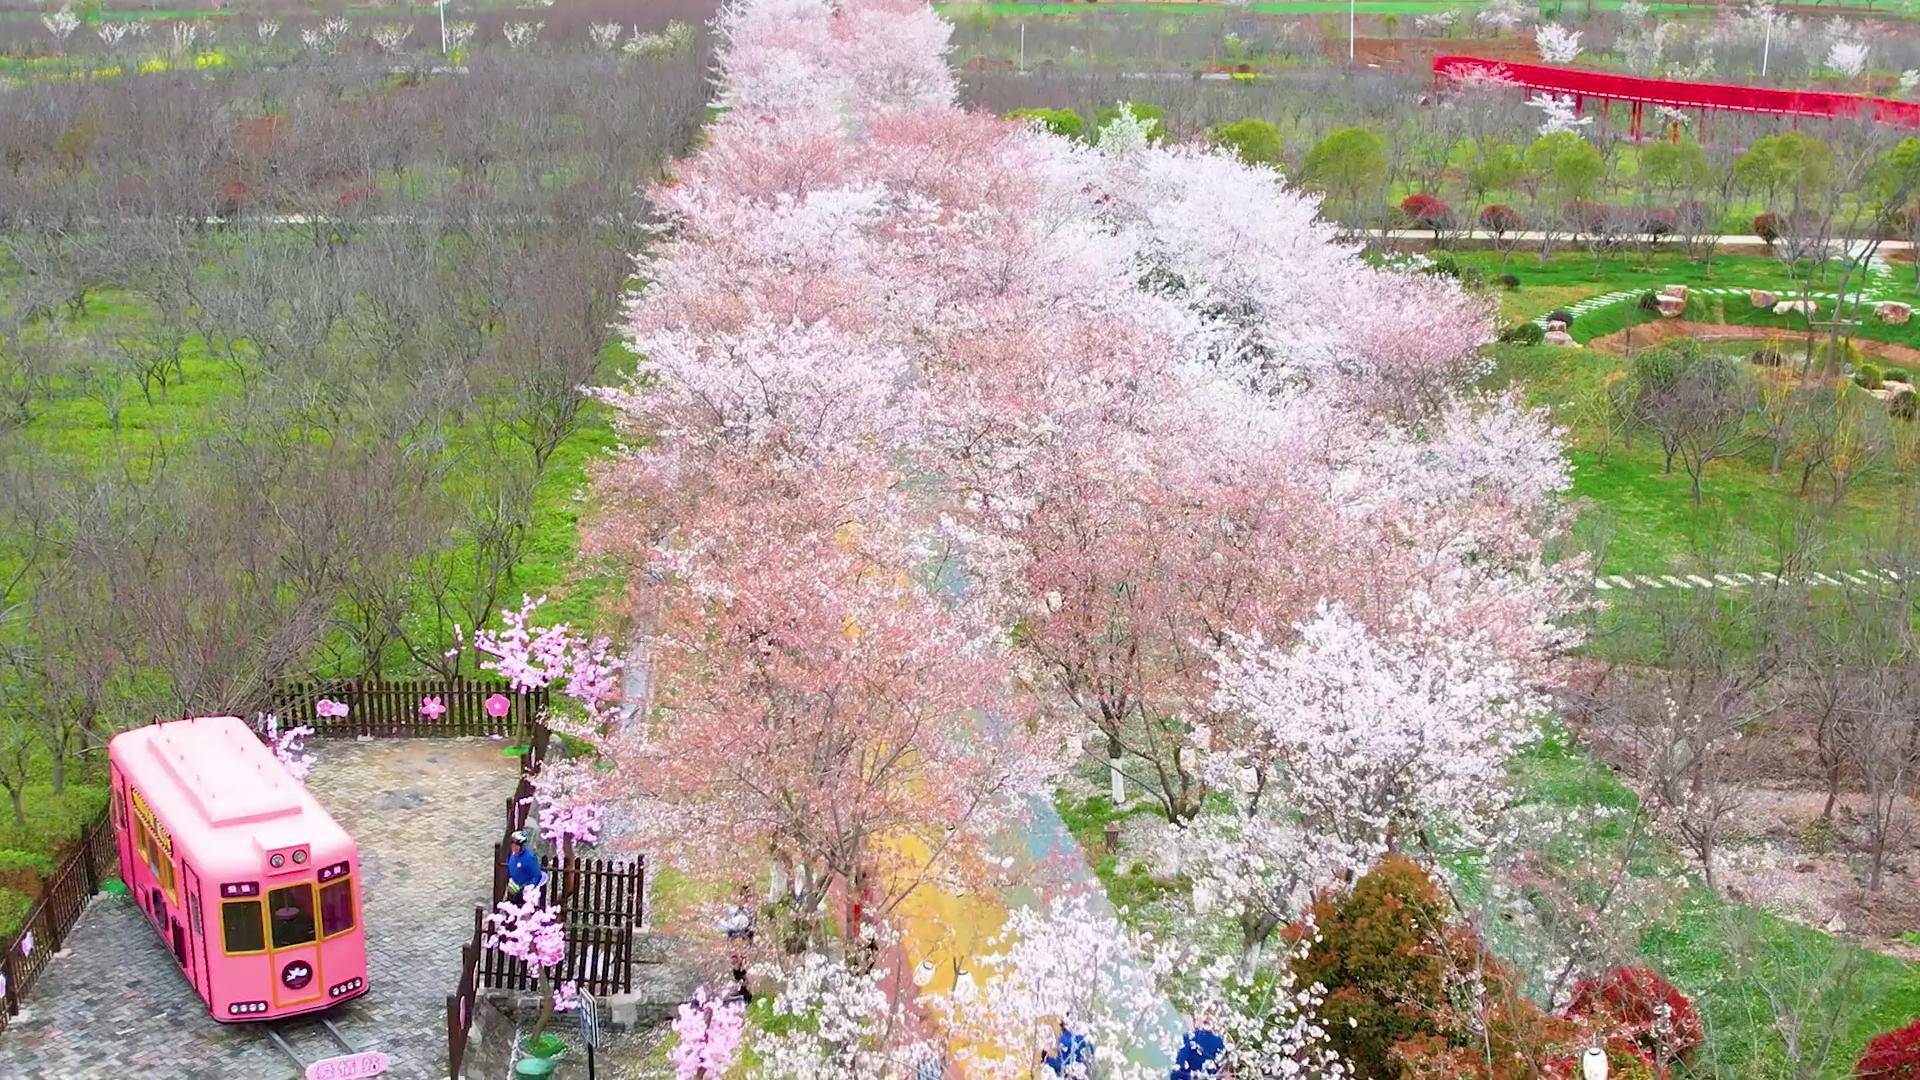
505, 830, 547, 899
718, 884, 755, 1005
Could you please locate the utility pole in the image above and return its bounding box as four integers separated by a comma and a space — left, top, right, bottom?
1761, 11, 1772, 79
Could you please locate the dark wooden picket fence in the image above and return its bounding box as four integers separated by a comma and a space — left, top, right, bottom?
446, 930, 482, 1079
0, 815, 117, 1033
466, 905, 635, 997
274, 678, 549, 738
547, 855, 646, 931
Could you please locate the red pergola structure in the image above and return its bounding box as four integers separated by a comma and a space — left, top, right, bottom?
1433, 54, 1920, 138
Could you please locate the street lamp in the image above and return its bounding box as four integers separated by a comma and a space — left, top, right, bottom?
437, 0, 448, 57
1349, 0, 1356, 63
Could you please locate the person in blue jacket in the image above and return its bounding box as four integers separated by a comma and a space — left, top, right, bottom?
1041, 1021, 1093, 1076
1170, 1019, 1226, 1079
505, 830, 547, 899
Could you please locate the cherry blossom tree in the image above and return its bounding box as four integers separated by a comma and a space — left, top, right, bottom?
483, 887, 566, 1044
1535, 24, 1583, 64
1187, 599, 1543, 970
671, 988, 747, 1079
750, 947, 928, 1077
252, 713, 315, 783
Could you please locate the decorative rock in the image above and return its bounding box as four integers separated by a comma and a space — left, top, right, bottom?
1663, 284, 1688, 301
1546, 318, 1569, 332
1750, 289, 1776, 308
1876, 300, 1912, 324
1544, 330, 1578, 346
1657, 294, 1686, 317
1774, 299, 1817, 316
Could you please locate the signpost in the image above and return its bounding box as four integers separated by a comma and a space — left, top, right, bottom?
579, 988, 600, 1080
305, 1050, 390, 1080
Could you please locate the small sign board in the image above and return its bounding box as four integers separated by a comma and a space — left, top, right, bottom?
305, 1051, 390, 1080
579, 987, 600, 1049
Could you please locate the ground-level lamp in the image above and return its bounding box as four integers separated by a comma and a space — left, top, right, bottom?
1582, 1046, 1608, 1080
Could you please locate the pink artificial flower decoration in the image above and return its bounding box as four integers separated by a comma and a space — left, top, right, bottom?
483, 693, 513, 719
419, 696, 447, 720
552, 980, 581, 1013
315, 699, 349, 719
19, 932, 32, 957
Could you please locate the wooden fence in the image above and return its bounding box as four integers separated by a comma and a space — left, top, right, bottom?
466, 905, 635, 997
274, 678, 549, 739
0, 815, 117, 1033
446, 931, 482, 1080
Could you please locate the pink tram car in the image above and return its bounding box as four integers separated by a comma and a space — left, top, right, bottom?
107, 715, 369, 1021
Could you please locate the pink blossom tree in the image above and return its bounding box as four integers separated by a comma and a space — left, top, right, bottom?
483, 887, 567, 1045
670, 987, 747, 1079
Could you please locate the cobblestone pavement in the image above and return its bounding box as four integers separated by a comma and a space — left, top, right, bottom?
0, 738, 517, 1080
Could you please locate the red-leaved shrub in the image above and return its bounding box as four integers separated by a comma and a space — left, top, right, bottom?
1401, 192, 1452, 230
1858, 1019, 1920, 1078
1566, 966, 1703, 1069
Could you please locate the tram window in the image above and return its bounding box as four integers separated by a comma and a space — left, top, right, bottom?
222, 900, 265, 954
269, 884, 316, 949
188, 894, 203, 937
320, 879, 354, 938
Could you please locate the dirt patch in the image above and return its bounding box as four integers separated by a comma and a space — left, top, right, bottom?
1348, 35, 1540, 69
1587, 318, 1920, 370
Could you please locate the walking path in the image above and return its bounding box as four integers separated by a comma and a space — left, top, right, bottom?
1594, 566, 1913, 591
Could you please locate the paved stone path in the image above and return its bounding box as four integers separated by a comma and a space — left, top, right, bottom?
1594, 566, 1912, 592
0, 738, 516, 1080
1532, 284, 1894, 332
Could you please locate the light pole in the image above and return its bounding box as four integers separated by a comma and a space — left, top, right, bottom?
1761, 10, 1772, 79
1349, 0, 1356, 63
438, 0, 448, 57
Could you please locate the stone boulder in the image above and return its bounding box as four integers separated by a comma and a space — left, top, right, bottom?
1544, 329, 1578, 347
1657, 294, 1686, 317
1774, 299, 1817, 317
1546, 318, 1569, 332
1663, 284, 1688, 302
1749, 289, 1776, 308
1876, 300, 1912, 324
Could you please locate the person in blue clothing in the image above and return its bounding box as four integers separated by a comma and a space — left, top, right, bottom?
1041, 1021, 1093, 1077
1170, 1017, 1226, 1079
505, 830, 547, 899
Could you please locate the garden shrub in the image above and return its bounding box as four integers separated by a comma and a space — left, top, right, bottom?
1641, 208, 1676, 236
1892, 389, 1919, 420
1400, 192, 1452, 230
1750, 348, 1784, 367
1208, 117, 1281, 166
0, 849, 54, 896
1566, 966, 1704, 1069
1858, 1019, 1920, 1077
1499, 322, 1546, 345
1005, 107, 1085, 140
1856, 363, 1885, 389
1480, 203, 1523, 234
1291, 855, 1566, 1079
1499, 273, 1521, 290
1755, 211, 1781, 244
0, 888, 31, 938
1638, 290, 1664, 313
1426, 252, 1462, 278
1885, 366, 1913, 384
1093, 101, 1167, 143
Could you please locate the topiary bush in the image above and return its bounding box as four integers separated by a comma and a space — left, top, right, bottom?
1566, 966, 1704, 1070
1499, 322, 1546, 345
1858, 1019, 1920, 1078
1480, 203, 1523, 234
1885, 366, 1913, 384
1547, 310, 1573, 326
1499, 273, 1521, 290
1005, 107, 1085, 140
1400, 192, 1452, 231
1856, 363, 1885, 389
1755, 211, 1781, 244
